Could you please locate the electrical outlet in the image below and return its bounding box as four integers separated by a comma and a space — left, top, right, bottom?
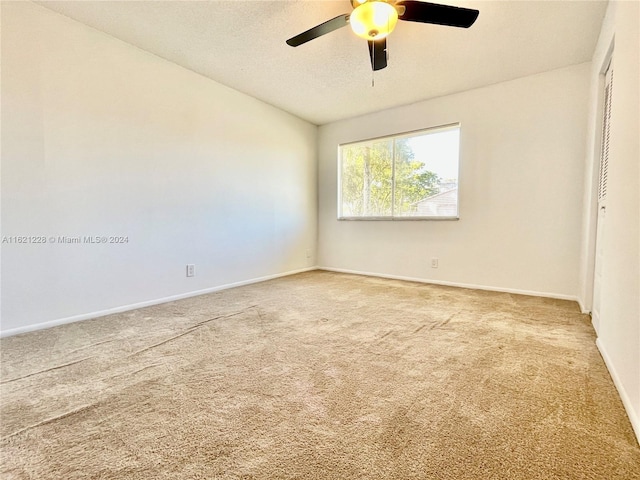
186, 264, 195, 277
431, 258, 439, 269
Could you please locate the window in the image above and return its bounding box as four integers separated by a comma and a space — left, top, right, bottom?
338, 124, 460, 219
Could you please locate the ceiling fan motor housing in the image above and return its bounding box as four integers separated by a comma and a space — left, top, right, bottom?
350, 0, 398, 8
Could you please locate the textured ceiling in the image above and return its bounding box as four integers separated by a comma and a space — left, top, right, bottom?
38, 0, 607, 125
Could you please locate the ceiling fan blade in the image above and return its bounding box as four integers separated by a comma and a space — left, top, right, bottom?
286, 14, 350, 47
397, 1, 479, 28
368, 39, 387, 71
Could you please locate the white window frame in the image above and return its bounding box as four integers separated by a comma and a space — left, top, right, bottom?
337, 123, 461, 221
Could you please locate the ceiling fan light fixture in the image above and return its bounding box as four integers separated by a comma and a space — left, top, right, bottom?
349, 1, 398, 41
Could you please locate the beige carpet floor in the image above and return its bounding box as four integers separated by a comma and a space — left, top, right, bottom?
1, 271, 639, 479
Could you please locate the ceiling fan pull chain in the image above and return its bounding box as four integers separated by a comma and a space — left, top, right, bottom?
371, 44, 375, 87
371, 62, 376, 86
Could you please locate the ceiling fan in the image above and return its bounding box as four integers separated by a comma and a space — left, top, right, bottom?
286, 0, 479, 72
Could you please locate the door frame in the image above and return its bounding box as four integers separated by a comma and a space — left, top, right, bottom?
582, 41, 614, 327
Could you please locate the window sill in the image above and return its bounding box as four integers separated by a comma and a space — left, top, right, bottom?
337, 216, 460, 221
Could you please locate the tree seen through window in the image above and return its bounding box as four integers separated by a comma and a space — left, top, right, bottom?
339, 125, 460, 218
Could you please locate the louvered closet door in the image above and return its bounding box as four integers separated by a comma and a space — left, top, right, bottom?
592, 62, 613, 334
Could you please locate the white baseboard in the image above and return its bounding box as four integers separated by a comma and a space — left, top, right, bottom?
0, 266, 317, 338
318, 266, 579, 302
596, 338, 640, 446
577, 298, 591, 314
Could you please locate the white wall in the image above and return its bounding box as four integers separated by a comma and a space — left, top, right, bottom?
318, 64, 590, 299
579, 0, 640, 442
0, 2, 317, 335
